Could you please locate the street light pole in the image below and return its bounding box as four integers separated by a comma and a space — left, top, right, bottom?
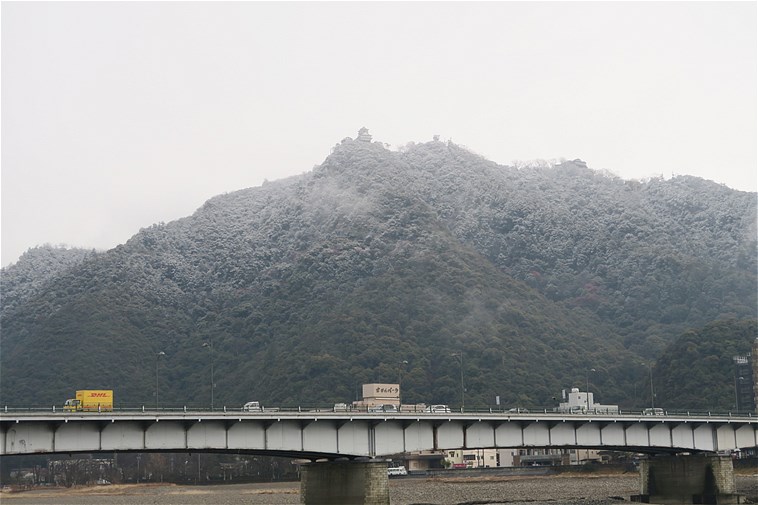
585, 368, 595, 412
155, 351, 165, 410
398, 360, 408, 405
648, 363, 655, 409
202, 341, 214, 410
451, 352, 464, 410
734, 376, 744, 411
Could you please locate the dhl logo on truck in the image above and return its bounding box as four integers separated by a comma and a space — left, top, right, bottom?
90, 393, 109, 397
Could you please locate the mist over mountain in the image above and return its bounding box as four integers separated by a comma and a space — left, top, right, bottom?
1, 135, 755, 410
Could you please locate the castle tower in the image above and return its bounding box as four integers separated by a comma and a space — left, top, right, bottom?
357, 127, 372, 142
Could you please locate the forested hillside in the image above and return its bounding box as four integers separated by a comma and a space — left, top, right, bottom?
1, 135, 755, 410
0, 245, 96, 316
655, 319, 757, 411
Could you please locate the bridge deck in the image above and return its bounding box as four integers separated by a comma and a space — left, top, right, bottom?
2, 410, 756, 458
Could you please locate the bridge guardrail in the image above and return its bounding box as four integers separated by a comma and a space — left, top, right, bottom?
0, 404, 754, 419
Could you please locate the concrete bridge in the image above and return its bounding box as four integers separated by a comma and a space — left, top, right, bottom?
1, 409, 756, 504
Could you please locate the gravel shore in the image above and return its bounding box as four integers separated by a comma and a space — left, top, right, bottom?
1, 474, 756, 505
390, 473, 640, 505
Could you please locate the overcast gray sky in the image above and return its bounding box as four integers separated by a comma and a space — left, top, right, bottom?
2, 1, 756, 267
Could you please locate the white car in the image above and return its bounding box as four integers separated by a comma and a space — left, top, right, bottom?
425, 404, 451, 413
242, 401, 262, 412
643, 408, 665, 416
369, 404, 398, 413
387, 466, 408, 476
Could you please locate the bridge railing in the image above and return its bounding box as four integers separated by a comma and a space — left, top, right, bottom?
0, 404, 755, 418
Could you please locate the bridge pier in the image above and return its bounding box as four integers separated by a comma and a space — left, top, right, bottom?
631, 454, 744, 504
299, 460, 389, 505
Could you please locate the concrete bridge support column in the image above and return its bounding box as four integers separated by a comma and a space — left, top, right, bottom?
300, 460, 389, 505
632, 454, 744, 504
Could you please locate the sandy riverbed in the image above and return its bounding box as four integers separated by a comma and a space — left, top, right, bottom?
1, 473, 756, 505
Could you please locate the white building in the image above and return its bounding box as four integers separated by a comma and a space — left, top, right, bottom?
556, 387, 618, 414
444, 449, 499, 468
443, 447, 603, 468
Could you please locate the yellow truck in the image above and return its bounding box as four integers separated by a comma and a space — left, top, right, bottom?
63, 390, 114, 412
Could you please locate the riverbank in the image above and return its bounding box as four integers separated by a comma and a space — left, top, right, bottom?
1, 473, 756, 504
